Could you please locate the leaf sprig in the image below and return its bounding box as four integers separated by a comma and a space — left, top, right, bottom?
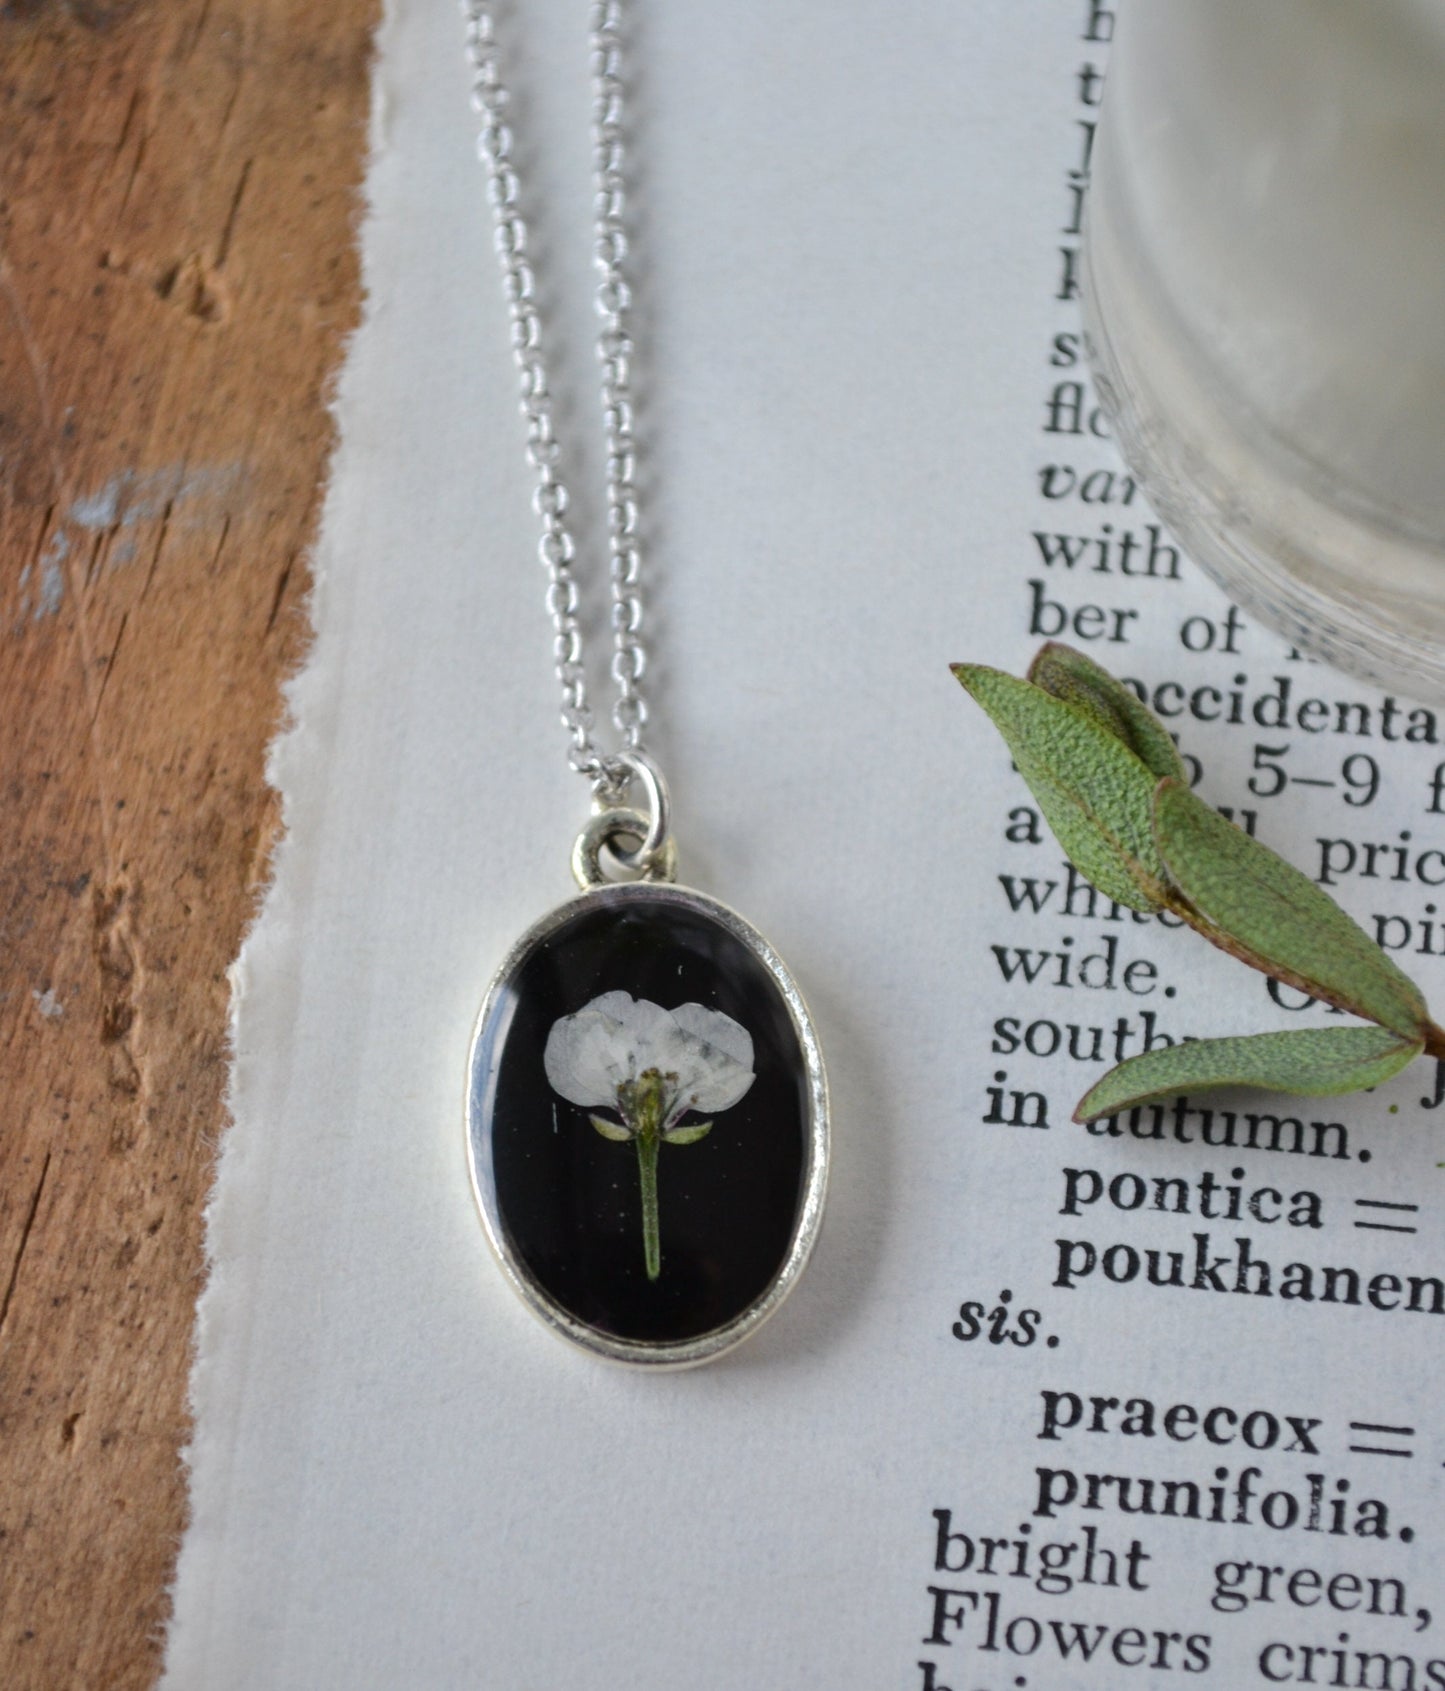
953, 643, 1445, 1124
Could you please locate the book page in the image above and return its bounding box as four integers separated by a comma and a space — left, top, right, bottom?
165, 3, 1445, 1687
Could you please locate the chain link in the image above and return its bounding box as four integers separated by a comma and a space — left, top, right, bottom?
462, 0, 650, 794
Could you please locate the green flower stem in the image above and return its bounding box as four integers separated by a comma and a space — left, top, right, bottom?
636, 1130, 661, 1281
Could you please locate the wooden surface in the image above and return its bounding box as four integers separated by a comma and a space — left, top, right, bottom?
0, 4, 375, 1685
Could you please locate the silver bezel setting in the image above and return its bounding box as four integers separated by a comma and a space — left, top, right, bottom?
466, 880, 829, 1369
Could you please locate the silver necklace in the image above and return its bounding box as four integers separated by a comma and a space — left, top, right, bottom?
461, 1, 828, 1367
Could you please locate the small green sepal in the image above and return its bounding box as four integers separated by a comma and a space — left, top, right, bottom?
664, 1119, 712, 1145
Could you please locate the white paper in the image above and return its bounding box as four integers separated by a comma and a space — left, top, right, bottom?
166, 3, 1445, 1687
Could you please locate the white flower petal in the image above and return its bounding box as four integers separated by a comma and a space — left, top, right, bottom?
667, 1003, 755, 1113
670, 1003, 754, 1069
586, 989, 654, 1032
543, 1005, 635, 1107
682, 1061, 754, 1115
608, 994, 681, 1068
632, 1017, 698, 1077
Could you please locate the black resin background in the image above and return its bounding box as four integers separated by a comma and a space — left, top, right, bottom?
473, 892, 809, 1343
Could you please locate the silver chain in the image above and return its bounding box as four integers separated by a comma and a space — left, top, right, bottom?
462, 0, 649, 797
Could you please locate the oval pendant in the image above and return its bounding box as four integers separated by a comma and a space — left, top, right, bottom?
467, 880, 828, 1367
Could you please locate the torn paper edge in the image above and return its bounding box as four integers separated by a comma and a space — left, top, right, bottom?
159, 4, 395, 1677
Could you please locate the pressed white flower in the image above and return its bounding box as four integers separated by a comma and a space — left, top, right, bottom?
543, 991, 756, 1280
544, 991, 755, 1132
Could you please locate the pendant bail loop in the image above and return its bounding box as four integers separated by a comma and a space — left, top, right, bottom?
572, 807, 678, 889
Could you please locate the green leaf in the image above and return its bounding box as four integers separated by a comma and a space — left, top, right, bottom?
1074, 1025, 1423, 1123
590, 1113, 634, 1142
1028, 642, 1187, 783
1153, 779, 1427, 1037
952, 663, 1167, 912
664, 1119, 712, 1146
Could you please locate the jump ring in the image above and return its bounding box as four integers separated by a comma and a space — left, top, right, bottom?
593, 749, 669, 870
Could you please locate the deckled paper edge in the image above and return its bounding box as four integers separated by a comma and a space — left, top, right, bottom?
161, 4, 394, 1673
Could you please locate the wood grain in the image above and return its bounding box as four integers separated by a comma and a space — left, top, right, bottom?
0, 3, 375, 1684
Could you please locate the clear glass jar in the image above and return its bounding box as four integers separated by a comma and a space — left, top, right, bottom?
1085, 0, 1445, 699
